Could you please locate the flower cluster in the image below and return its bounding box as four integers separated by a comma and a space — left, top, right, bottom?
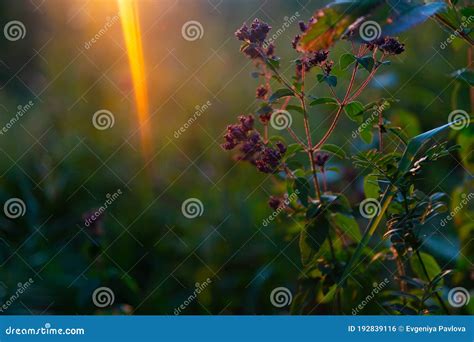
368, 36, 405, 55
314, 152, 330, 169
222, 115, 286, 174
292, 18, 316, 49
256, 85, 268, 99
235, 19, 274, 59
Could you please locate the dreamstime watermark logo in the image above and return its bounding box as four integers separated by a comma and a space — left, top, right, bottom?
270, 287, 292, 308
92, 286, 115, 308
3, 198, 26, 219
0, 278, 34, 313
263, 12, 300, 48
92, 109, 115, 130
448, 109, 470, 130
262, 190, 299, 227
352, 278, 389, 315
84, 189, 122, 227
359, 20, 381, 42
181, 21, 204, 41
4, 21, 26, 41
5, 323, 85, 336
440, 16, 474, 49
174, 278, 212, 315
174, 100, 212, 139
447, 287, 470, 308
0, 100, 35, 135
440, 192, 473, 227
84, 14, 120, 50
270, 110, 292, 130
181, 198, 204, 219
359, 198, 381, 219
351, 102, 388, 139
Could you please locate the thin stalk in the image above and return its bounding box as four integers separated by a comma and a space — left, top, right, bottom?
301, 65, 322, 200
328, 231, 342, 314
378, 109, 383, 152
415, 250, 450, 314
313, 62, 359, 151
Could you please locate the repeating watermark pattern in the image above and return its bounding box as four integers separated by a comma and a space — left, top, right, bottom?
173, 278, 212, 315
92, 109, 115, 130
351, 102, 388, 139
174, 100, 212, 139
0, 278, 34, 313
359, 198, 381, 219
3, 20, 26, 41
3, 198, 26, 219
270, 109, 292, 130
181, 21, 204, 41
84, 15, 120, 50
181, 198, 204, 219
351, 278, 389, 315
359, 20, 381, 42
84, 189, 122, 227
440, 16, 474, 49
262, 190, 299, 227
263, 12, 300, 48
448, 109, 470, 130
270, 287, 292, 308
440, 192, 473, 227
447, 287, 470, 308
92, 286, 115, 308
0, 100, 35, 135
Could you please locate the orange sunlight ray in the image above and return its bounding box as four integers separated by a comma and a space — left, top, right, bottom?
118, 0, 152, 160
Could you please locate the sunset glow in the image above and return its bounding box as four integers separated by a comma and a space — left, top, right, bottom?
117, 0, 152, 159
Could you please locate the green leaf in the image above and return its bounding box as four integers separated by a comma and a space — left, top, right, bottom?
344, 101, 365, 122
285, 143, 304, 157
330, 213, 361, 242
286, 105, 304, 114
309, 97, 338, 106
357, 56, 374, 72
399, 275, 426, 289
388, 304, 418, 315
388, 291, 421, 303
340, 53, 356, 70
397, 121, 462, 177
269, 88, 294, 102
256, 104, 272, 116
410, 252, 442, 284
294, 177, 310, 207
363, 174, 380, 199
326, 75, 337, 87
317, 74, 337, 87
383, 2, 447, 37
360, 121, 374, 144
266, 57, 280, 70
430, 269, 453, 287
298, 1, 446, 51
319, 144, 347, 159
300, 215, 330, 266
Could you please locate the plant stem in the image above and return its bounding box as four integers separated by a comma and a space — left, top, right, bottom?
434, 14, 474, 45
301, 65, 322, 200
469, 46, 473, 113
313, 62, 359, 151
279, 96, 308, 149
378, 109, 383, 152
328, 231, 342, 313
415, 250, 450, 314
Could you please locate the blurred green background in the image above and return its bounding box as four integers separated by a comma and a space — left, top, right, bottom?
0, 0, 472, 314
